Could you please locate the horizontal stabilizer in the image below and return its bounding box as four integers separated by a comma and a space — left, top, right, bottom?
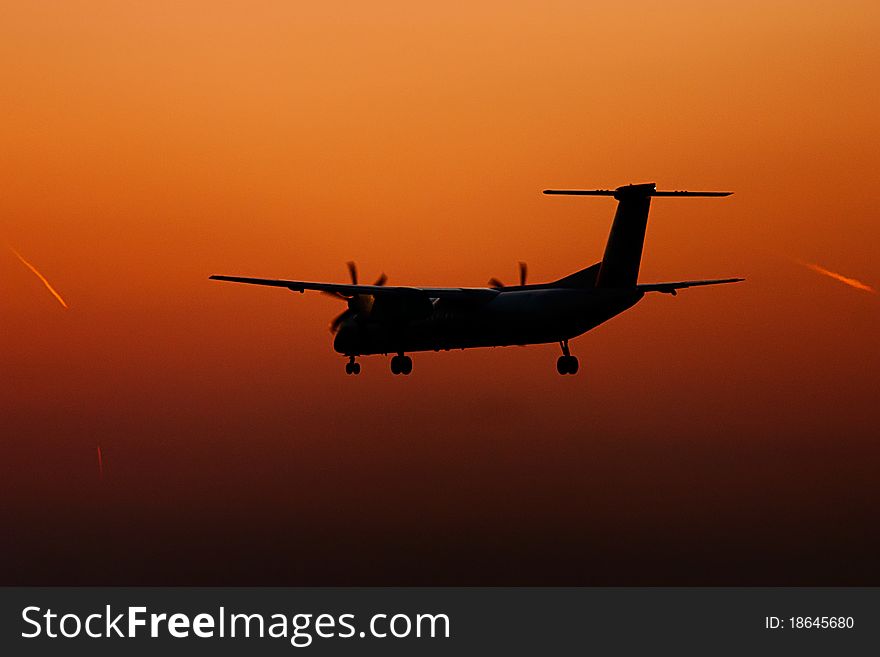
637, 278, 744, 295
543, 186, 732, 198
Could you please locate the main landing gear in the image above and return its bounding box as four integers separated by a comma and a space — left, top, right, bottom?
390, 353, 413, 375
556, 339, 579, 375
344, 356, 361, 375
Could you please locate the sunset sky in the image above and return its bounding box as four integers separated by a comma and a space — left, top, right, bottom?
2, 1, 878, 584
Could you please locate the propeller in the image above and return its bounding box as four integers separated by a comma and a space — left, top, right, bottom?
329, 307, 353, 333
488, 261, 528, 288
327, 261, 387, 332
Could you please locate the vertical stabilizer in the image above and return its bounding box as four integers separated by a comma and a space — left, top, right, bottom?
596, 183, 655, 287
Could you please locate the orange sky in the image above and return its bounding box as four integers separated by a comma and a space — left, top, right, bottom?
1, 1, 878, 584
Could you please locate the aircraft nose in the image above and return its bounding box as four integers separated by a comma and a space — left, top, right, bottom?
333, 325, 356, 354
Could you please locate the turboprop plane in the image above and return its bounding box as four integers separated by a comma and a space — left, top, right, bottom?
210, 182, 742, 375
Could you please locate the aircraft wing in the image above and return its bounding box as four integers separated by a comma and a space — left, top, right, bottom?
637, 278, 744, 295
209, 275, 500, 301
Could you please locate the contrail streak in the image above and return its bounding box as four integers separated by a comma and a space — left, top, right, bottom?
798, 260, 875, 294
8, 246, 69, 308
97, 445, 104, 481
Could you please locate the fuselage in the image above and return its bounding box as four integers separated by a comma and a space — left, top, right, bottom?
333, 287, 643, 356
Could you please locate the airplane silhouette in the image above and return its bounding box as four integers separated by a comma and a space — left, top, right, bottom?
211, 183, 742, 375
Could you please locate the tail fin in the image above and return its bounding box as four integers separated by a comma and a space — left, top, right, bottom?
543, 183, 732, 288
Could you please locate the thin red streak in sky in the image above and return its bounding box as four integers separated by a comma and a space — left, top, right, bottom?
8, 245, 70, 308
97, 445, 104, 481
797, 260, 876, 294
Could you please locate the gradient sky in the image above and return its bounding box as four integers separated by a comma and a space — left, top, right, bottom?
1, 1, 878, 584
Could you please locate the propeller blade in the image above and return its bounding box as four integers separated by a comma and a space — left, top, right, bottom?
373, 272, 388, 286
329, 308, 354, 333
346, 261, 358, 285
488, 277, 505, 288
518, 261, 528, 286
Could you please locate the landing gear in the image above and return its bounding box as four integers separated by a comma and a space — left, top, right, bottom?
556, 355, 579, 375
556, 340, 579, 375
390, 353, 413, 375
345, 356, 361, 375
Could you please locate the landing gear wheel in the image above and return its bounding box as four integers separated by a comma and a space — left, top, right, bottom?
351, 362, 361, 375
556, 339, 578, 375
556, 355, 579, 375
391, 354, 412, 375
346, 357, 360, 375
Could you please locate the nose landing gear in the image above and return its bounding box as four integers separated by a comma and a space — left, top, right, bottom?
390, 353, 413, 375
556, 340, 579, 375
344, 356, 361, 375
